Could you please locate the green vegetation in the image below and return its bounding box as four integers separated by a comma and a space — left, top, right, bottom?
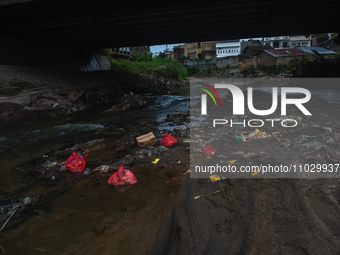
330, 33, 338, 39
328, 52, 340, 60
113, 54, 188, 81
197, 52, 206, 61
287, 55, 311, 75
178, 56, 191, 62
287, 54, 340, 77
257, 64, 287, 73
225, 64, 230, 69
186, 65, 199, 76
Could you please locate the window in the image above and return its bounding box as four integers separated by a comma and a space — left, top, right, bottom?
302, 43, 307, 47
265, 43, 270, 46
273, 41, 279, 48
283, 42, 288, 47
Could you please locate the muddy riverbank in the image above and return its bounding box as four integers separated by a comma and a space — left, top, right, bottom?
0, 66, 188, 123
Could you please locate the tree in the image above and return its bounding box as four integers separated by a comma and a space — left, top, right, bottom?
330, 33, 338, 39
197, 52, 206, 61
159, 52, 167, 59
178, 56, 190, 62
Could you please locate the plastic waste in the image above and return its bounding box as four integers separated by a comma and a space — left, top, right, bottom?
65, 152, 88, 173
231, 151, 244, 155
161, 134, 178, 148
59, 165, 67, 172
93, 165, 109, 173
42, 160, 57, 169
107, 164, 138, 186
209, 175, 220, 182
243, 152, 258, 159
238, 129, 277, 142
152, 158, 160, 164
323, 127, 332, 133
200, 145, 217, 156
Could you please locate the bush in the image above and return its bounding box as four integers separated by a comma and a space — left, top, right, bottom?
187, 65, 199, 76
197, 52, 206, 61
225, 64, 231, 69
112, 55, 188, 81
287, 54, 340, 77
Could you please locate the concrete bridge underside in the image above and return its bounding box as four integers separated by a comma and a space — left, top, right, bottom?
0, 0, 339, 48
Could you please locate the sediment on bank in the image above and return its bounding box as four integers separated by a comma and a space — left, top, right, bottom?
0, 66, 189, 123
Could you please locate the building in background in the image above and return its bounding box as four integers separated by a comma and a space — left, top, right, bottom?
242, 45, 273, 56
173, 41, 216, 60
320, 38, 340, 52
109, 46, 150, 59
262, 36, 290, 48
311, 34, 330, 46
256, 48, 309, 68
295, 47, 336, 56
216, 40, 240, 58
240, 39, 263, 53
290, 35, 312, 47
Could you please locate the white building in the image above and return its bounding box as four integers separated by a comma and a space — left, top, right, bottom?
262, 36, 290, 48
216, 36, 291, 57
290, 35, 312, 48
216, 40, 241, 58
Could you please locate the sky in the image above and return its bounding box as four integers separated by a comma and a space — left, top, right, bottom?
150, 43, 183, 54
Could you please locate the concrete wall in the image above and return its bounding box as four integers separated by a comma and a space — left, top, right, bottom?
0, 35, 111, 72
216, 56, 239, 68
186, 59, 216, 69
186, 55, 240, 69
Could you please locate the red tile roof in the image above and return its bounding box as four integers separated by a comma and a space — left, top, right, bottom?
263, 48, 310, 57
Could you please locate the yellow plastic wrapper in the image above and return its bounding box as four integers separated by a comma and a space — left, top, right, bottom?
209, 175, 221, 182
151, 158, 160, 164
251, 171, 259, 176
229, 160, 235, 164
254, 129, 261, 138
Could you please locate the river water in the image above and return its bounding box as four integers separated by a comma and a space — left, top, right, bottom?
1, 83, 339, 254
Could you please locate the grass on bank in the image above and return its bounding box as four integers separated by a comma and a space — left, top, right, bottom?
112, 53, 188, 81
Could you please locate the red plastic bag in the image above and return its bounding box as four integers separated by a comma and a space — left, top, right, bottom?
65, 152, 88, 173
161, 134, 178, 148
201, 145, 217, 156
107, 164, 138, 186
